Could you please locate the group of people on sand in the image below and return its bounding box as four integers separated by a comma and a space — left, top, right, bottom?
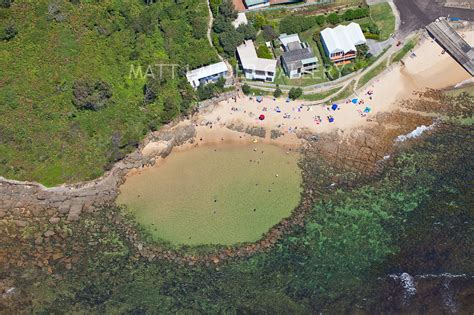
219, 88, 378, 135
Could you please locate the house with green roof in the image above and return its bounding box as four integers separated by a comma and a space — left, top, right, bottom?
244, 0, 270, 10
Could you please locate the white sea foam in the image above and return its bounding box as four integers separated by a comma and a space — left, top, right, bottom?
395, 123, 436, 142
389, 272, 416, 305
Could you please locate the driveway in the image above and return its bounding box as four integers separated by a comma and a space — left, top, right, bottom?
367, 38, 395, 57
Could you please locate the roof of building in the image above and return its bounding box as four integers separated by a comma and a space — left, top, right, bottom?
426, 19, 474, 75
282, 47, 317, 70
232, 13, 248, 28
279, 33, 301, 48
321, 22, 366, 54
237, 40, 277, 73
270, 0, 303, 4
245, 0, 268, 7
287, 41, 302, 51
186, 62, 227, 83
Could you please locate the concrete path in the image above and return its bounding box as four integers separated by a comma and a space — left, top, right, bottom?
368, 38, 395, 57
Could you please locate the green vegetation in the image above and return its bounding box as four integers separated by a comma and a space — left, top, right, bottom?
117, 143, 302, 245
279, 14, 326, 34
262, 25, 278, 42
324, 44, 372, 80
242, 83, 251, 95
256, 44, 273, 59
369, 2, 395, 41
273, 86, 282, 98
211, 0, 256, 56
279, 7, 369, 35
1, 23, 17, 40
196, 77, 227, 101
392, 37, 418, 63
248, 87, 272, 96
358, 59, 388, 88
288, 87, 303, 100
300, 86, 342, 101
0, 0, 217, 186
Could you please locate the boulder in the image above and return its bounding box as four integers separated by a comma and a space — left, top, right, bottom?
44, 230, 55, 237
67, 204, 82, 222
14, 220, 28, 227
49, 217, 61, 225
142, 141, 171, 158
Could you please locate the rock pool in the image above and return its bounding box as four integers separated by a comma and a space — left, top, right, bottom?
117, 142, 302, 245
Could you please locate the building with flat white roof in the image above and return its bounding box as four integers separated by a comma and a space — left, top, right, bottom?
186, 62, 228, 88
320, 22, 367, 63
232, 13, 248, 29
237, 40, 277, 82
279, 33, 301, 50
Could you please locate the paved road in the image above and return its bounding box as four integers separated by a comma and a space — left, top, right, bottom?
394, 0, 474, 36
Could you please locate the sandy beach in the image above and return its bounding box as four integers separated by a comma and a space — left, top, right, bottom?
194, 34, 471, 142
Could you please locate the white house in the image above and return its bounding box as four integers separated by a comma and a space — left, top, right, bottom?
186, 62, 228, 88
320, 22, 367, 63
237, 40, 277, 82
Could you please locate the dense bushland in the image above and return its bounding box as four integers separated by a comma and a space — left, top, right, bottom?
0, 0, 217, 185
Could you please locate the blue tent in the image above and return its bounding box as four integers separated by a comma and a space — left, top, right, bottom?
352, 98, 358, 104
328, 117, 334, 123
364, 107, 371, 113
331, 104, 338, 111
286, 97, 291, 103
256, 96, 263, 103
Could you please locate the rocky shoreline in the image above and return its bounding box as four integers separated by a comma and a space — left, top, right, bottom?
0, 122, 197, 222
2, 89, 458, 267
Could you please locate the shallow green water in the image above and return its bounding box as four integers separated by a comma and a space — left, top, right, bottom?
117, 143, 302, 245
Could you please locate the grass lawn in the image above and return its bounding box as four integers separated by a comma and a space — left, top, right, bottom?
392, 36, 419, 63
301, 86, 342, 101
249, 87, 273, 96
117, 143, 302, 246
358, 59, 388, 88
334, 80, 356, 102
369, 3, 396, 41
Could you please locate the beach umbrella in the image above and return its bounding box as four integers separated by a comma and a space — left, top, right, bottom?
364, 107, 371, 113
352, 98, 358, 104
328, 117, 334, 123
331, 104, 338, 111
256, 96, 263, 103
259, 114, 265, 120
286, 97, 290, 103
